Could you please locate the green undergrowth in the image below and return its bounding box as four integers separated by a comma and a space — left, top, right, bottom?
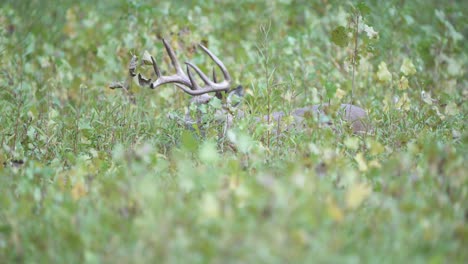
0, 0, 466, 263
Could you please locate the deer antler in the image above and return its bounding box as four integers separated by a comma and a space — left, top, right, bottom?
139, 39, 232, 96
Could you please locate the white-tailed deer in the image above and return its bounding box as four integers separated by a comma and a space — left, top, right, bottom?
110, 39, 371, 134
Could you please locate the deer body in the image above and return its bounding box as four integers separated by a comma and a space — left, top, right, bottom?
111, 39, 370, 134
264, 103, 368, 133
183, 97, 369, 134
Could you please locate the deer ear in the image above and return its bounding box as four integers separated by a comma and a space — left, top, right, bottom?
227, 85, 244, 106
231, 85, 244, 97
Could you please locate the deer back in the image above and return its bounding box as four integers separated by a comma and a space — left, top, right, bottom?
110, 38, 371, 135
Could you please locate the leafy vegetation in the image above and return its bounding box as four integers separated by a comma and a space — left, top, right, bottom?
0, 0, 466, 263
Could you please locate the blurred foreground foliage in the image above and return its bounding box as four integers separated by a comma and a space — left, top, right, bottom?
0, 0, 466, 263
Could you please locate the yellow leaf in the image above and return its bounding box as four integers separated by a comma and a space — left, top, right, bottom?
369, 159, 382, 169
71, 181, 86, 201
292, 229, 309, 246
142, 50, 153, 65
383, 98, 390, 113
344, 136, 359, 150
200, 193, 220, 219
335, 88, 346, 100
445, 102, 459, 116
346, 182, 372, 209
228, 175, 239, 190
282, 90, 294, 102
354, 153, 368, 172
396, 93, 411, 111
400, 58, 416, 76
327, 197, 344, 223
367, 139, 385, 155
377, 62, 392, 82
398, 76, 409, 90
63, 8, 77, 38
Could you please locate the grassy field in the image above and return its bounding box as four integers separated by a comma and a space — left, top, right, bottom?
0, 0, 466, 263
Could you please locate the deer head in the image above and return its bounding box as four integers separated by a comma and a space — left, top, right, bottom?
135, 39, 238, 101
110, 38, 243, 128
110, 38, 371, 134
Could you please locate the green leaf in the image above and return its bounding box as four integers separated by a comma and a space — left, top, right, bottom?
0, 224, 12, 234
357, 2, 371, 16
325, 81, 337, 98
208, 96, 222, 109
331, 26, 349, 47
199, 140, 219, 163
181, 130, 198, 153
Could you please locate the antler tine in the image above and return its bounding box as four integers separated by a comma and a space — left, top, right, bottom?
173, 65, 229, 96
212, 68, 223, 99
162, 38, 185, 76
174, 83, 200, 95
150, 56, 161, 77
198, 44, 232, 82
186, 65, 201, 91
174, 82, 217, 96
212, 68, 217, 83
185, 62, 214, 86
147, 38, 232, 95
150, 39, 192, 89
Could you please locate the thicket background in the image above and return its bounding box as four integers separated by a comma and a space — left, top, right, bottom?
0, 0, 466, 263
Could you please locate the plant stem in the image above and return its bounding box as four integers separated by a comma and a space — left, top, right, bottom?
260, 23, 272, 151
351, 13, 360, 103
